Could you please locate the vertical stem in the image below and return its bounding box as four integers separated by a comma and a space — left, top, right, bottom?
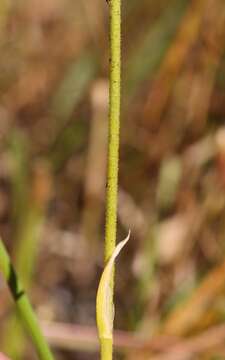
101, 0, 121, 359
105, 0, 121, 263
0, 240, 54, 360
100, 338, 113, 360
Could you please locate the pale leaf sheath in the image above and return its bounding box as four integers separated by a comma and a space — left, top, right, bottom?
96, 231, 130, 340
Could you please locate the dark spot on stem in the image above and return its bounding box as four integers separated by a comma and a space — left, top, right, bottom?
8, 264, 25, 301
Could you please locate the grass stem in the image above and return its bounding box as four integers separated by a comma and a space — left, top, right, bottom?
97, 0, 121, 359
0, 239, 54, 360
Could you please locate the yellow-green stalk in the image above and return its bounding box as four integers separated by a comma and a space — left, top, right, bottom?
96, 0, 121, 359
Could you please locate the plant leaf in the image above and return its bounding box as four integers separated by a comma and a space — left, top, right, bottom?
96, 231, 130, 340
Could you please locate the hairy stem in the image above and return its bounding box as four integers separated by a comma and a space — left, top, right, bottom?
99, 0, 121, 359
105, 0, 121, 262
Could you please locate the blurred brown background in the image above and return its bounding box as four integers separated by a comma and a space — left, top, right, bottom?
0, 0, 225, 359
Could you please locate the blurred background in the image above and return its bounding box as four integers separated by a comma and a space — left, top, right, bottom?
0, 0, 225, 359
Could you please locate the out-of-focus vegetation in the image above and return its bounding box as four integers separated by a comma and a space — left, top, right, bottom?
0, 0, 225, 359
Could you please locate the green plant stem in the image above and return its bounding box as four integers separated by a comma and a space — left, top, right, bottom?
105, 0, 121, 262
99, 0, 121, 359
100, 338, 113, 360
3, 133, 50, 358
0, 239, 54, 360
